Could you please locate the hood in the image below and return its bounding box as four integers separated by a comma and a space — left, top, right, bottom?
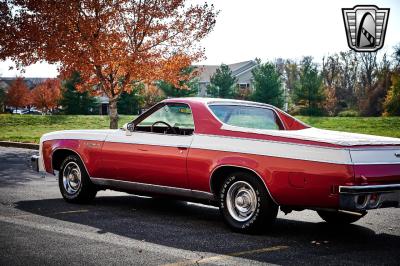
221, 125, 400, 147
41, 129, 117, 143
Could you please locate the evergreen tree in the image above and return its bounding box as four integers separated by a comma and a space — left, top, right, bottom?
157, 66, 199, 97
207, 64, 237, 98
60, 73, 98, 114
394, 44, 400, 67
292, 57, 325, 115
250, 62, 284, 107
117, 83, 144, 115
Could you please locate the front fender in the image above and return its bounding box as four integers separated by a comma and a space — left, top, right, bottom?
42, 139, 103, 176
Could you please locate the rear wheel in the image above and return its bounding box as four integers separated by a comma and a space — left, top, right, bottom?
317, 210, 366, 224
219, 171, 278, 234
59, 155, 97, 203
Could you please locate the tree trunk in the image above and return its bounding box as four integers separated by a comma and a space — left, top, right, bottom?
109, 98, 119, 129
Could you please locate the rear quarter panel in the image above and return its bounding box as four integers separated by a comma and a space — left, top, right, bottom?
187, 145, 354, 208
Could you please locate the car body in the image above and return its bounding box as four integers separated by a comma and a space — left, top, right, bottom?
10, 108, 42, 115
32, 97, 400, 232
12, 109, 24, 114
21, 109, 42, 115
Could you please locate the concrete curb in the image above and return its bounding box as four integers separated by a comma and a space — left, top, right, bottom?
0, 141, 39, 150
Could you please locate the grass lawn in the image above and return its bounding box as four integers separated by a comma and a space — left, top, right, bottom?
298, 116, 400, 139
0, 114, 135, 143
0, 114, 399, 143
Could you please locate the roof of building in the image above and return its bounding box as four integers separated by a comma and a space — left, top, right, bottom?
195, 60, 258, 83
0, 77, 49, 90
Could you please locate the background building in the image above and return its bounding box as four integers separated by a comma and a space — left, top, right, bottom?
0, 77, 47, 91
196, 60, 258, 96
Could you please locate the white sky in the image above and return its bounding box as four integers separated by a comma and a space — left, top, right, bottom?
0, 0, 399, 78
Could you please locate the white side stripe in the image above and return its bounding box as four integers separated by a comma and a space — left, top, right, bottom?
105, 130, 193, 148
40, 129, 400, 166
350, 148, 400, 165
41, 129, 113, 142
191, 134, 352, 165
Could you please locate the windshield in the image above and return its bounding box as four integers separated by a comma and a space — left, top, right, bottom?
209, 104, 284, 130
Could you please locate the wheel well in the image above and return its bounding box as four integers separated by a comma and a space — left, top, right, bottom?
52, 149, 79, 171
210, 166, 266, 196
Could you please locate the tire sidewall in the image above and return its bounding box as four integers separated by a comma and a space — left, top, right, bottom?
219, 172, 276, 232
59, 155, 87, 201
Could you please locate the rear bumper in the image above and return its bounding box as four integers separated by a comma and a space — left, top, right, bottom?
339, 184, 400, 211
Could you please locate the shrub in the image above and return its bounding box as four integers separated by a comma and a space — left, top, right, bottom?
337, 110, 359, 117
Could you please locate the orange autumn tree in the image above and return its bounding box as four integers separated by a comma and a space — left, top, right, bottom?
31, 79, 62, 113
0, 0, 217, 128
5, 77, 31, 112
142, 84, 165, 108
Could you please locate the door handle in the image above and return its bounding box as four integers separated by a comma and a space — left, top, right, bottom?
177, 145, 188, 150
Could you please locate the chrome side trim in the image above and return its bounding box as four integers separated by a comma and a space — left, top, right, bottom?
209, 164, 279, 205
90, 177, 215, 201
339, 184, 400, 194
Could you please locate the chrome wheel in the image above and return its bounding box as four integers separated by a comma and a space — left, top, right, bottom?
62, 161, 82, 195
226, 181, 257, 222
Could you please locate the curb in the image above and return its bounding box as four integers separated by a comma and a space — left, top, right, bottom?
0, 141, 39, 150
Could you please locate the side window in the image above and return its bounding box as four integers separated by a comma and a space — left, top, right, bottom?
136, 103, 194, 135
209, 105, 283, 130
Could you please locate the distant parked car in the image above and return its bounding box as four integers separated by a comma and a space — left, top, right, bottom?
32, 98, 400, 233
12, 109, 24, 114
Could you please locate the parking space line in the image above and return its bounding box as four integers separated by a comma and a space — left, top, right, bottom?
10, 209, 89, 218
54, 209, 89, 215
163, 245, 288, 266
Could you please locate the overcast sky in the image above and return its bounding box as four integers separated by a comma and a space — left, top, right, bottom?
1, 0, 399, 78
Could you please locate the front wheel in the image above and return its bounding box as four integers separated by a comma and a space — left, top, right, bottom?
59, 155, 97, 203
219, 172, 278, 234
317, 210, 366, 224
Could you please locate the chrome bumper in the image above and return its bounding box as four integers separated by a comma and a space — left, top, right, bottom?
339, 184, 400, 211
31, 155, 39, 172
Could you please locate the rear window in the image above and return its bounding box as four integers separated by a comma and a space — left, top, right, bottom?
209, 105, 284, 130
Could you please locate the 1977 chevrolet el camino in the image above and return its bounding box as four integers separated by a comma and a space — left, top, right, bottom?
32, 98, 400, 233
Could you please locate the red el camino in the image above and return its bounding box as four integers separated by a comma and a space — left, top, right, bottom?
32, 98, 400, 233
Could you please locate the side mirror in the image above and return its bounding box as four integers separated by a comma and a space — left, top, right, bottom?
122, 122, 133, 136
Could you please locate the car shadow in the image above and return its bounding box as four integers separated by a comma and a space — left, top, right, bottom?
14, 194, 400, 264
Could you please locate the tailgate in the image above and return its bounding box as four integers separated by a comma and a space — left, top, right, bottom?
350, 147, 400, 184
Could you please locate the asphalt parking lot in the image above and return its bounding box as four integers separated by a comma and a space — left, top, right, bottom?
0, 146, 399, 265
